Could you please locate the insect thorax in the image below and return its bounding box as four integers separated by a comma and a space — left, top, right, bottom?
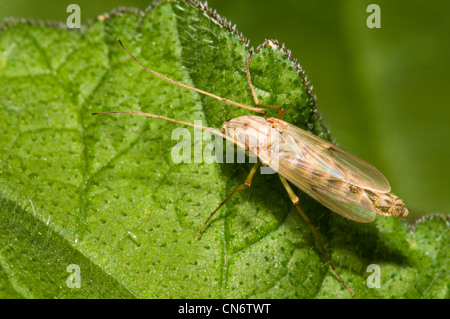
223, 115, 283, 164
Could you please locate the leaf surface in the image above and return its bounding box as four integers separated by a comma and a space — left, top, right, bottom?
0, 0, 447, 298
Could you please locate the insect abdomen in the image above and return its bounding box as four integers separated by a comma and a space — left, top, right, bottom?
364, 189, 409, 218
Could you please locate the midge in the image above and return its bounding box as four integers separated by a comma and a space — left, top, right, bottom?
91, 39, 409, 295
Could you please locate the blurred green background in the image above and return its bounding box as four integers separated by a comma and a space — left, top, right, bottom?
1, 0, 449, 220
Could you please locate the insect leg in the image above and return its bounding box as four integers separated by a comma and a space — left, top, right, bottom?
278, 175, 355, 296
245, 50, 285, 119
198, 161, 261, 237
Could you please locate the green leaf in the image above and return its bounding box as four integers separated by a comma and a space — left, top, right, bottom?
0, 0, 448, 298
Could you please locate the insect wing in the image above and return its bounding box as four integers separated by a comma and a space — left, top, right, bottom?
282, 121, 391, 192
271, 121, 389, 222
276, 156, 377, 222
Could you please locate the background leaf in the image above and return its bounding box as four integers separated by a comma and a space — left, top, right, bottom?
0, 0, 448, 298
2, 0, 449, 219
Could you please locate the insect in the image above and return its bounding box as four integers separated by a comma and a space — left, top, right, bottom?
91, 39, 409, 295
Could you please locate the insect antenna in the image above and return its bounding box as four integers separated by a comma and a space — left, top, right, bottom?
90, 110, 246, 150
117, 39, 267, 115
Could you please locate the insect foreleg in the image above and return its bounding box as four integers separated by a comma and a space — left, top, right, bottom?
198, 161, 261, 237
278, 175, 355, 296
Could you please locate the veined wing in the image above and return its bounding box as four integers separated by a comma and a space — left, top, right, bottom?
276, 157, 377, 222
274, 119, 391, 193
266, 119, 391, 222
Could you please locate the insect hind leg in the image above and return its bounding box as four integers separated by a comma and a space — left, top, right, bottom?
278, 175, 355, 296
